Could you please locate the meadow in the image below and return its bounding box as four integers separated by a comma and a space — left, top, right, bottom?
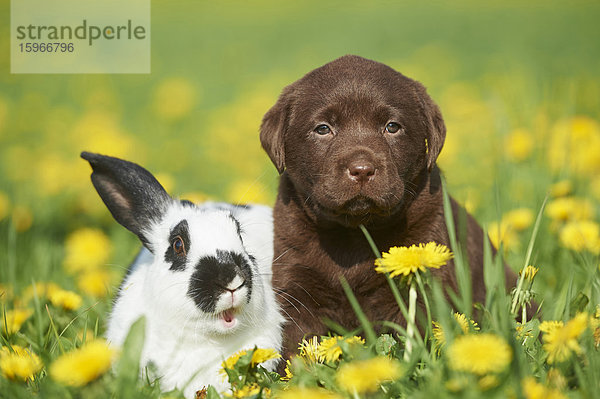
1, 1, 600, 398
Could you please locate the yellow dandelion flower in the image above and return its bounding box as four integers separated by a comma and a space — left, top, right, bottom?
463, 194, 479, 214
250, 348, 281, 365
282, 360, 293, 381
0, 192, 10, 221
478, 375, 500, 391
546, 197, 594, 222
222, 349, 247, 373
12, 205, 33, 232
548, 116, 600, 176
375, 242, 453, 278
19, 282, 60, 306
318, 337, 341, 362
49, 289, 82, 311
519, 265, 539, 281
539, 320, 563, 333
432, 322, 445, 350
540, 312, 588, 363
77, 269, 112, 298
50, 339, 115, 387
153, 77, 197, 121
445, 377, 467, 392
63, 228, 112, 274
275, 387, 343, 399
559, 220, 600, 254
549, 180, 573, 198
448, 333, 512, 375
2, 309, 33, 335
455, 189, 481, 214
317, 336, 365, 363
522, 377, 567, 399
336, 357, 402, 394
0, 345, 43, 381
503, 208, 534, 232
453, 312, 479, 334
230, 383, 263, 398
35, 155, 85, 196
547, 368, 567, 391
516, 322, 534, 341
227, 180, 272, 206
221, 348, 280, 375
488, 221, 519, 252
432, 313, 479, 352
298, 336, 322, 363
505, 128, 534, 162
570, 116, 600, 141
592, 306, 600, 348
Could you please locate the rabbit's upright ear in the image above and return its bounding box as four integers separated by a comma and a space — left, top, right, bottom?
81, 152, 172, 250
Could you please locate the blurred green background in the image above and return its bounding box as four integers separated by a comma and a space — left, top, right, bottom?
0, 0, 599, 305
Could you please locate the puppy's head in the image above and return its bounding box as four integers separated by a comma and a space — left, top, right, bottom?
261, 55, 445, 227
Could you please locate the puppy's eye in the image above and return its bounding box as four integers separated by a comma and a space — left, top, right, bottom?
314, 124, 332, 135
385, 122, 402, 134
172, 236, 186, 256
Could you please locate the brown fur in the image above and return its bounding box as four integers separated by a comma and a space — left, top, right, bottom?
260, 55, 517, 359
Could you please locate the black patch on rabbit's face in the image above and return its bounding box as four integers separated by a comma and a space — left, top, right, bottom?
187, 250, 254, 313
164, 220, 190, 271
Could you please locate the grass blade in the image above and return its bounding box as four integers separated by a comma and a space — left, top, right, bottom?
441, 178, 472, 317
339, 276, 377, 346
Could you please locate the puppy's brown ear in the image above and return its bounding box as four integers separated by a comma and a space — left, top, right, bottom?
415, 83, 446, 171
260, 92, 290, 174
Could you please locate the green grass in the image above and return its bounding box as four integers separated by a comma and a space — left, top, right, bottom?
1, 0, 600, 397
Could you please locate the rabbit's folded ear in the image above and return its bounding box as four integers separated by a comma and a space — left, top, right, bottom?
81, 151, 172, 250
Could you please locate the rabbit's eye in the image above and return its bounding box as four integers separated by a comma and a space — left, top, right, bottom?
172, 236, 186, 256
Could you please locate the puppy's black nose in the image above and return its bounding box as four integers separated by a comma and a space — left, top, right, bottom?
347, 161, 376, 183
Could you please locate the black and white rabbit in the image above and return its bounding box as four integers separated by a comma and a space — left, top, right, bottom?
81, 152, 283, 397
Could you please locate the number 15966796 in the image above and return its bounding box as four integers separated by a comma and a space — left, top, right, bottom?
19, 42, 74, 52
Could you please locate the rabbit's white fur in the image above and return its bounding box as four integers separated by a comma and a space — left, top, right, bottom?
106, 201, 283, 397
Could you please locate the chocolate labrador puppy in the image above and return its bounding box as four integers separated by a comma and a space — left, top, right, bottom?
260, 55, 516, 359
